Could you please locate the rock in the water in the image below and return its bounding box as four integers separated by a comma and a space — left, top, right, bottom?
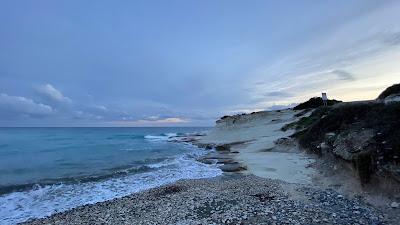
201, 152, 231, 160
215, 144, 231, 151
390, 202, 399, 208
219, 163, 247, 172
216, 158, 235, 164
197, 143, 214, 149
197, 158, 215, 164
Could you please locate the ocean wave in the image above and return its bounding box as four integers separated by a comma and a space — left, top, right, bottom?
0, 165, 154, 196
144, 132, 181, 141
0, 148, 222, 225
0, 157, 175, 196
106, 134, 145, 140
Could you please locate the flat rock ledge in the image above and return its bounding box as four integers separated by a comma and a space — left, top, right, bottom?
22, 175, 386, 225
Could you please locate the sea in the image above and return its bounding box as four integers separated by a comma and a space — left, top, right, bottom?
0, 127, 222, 225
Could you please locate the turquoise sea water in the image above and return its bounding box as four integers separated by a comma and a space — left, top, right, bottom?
0, 127, 221, 225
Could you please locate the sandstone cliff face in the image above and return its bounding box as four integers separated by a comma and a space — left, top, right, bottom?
331, 129, 375, 161
216, 111, 271, 127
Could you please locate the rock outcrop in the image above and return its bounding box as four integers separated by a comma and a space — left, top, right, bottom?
290, 84, 400, 185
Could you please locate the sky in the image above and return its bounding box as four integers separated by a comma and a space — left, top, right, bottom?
0, 0, 400, 127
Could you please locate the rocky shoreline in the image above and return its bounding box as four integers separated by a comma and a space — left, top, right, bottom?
173, 133, 249, 173
22, 175, 387, 225
20, 85, 400, 224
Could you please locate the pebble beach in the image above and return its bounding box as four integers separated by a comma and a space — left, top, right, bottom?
22, 175, 385, 225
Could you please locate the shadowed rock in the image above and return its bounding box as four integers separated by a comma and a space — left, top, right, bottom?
219, 163, 247, 172
215, 144, 230, 152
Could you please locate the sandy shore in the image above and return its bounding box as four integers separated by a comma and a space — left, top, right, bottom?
22, 175, 385, 225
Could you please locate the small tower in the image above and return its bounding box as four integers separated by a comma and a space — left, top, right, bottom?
322, 93, 328, 106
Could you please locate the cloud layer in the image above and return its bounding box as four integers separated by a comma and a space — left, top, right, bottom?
36, 84, 71, 104
0, 93, 53, 117
0, 1, 399, 126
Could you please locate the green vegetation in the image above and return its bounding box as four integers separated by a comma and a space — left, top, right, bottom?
291, 101, 400, 183
293, 97, 341, 110
282, 107, 329, 131
287, 85, 400, 184
297, 102, 400, 155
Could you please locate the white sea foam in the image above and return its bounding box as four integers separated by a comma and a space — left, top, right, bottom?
0, 147, 221, 225
144, 132, 179, 141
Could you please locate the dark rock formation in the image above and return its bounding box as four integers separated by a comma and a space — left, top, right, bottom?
219, 163, 247, 172
215, 144, 231, 152
293, 97, 341, 110
288, 84, 400, 185
377, 83, 400, 100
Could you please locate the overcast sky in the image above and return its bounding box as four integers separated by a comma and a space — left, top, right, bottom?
1, 0, 400, 126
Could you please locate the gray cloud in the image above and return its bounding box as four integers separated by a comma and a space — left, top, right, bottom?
331, 70, 356, 81
0, 93, 53, 117
263, 91, 294, 98
0, 1, 398, 126
383, 32, 400, 46
254, 81, 266, 85
36, 84, 71, 105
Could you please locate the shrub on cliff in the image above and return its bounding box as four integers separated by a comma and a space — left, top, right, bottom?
293, 97, 341, 110
282, 107, 330, 131
297, 102, 382, 149
377, 83, 400, 100
298, 102, 400, 152
295, 101, 400, 183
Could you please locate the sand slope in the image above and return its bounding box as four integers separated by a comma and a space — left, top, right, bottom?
199, 110, 316, 184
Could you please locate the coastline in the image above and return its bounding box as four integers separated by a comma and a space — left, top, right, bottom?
1, 128, 221, 225
21, 108, 399, 224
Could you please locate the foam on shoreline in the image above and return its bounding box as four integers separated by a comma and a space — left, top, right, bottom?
0, 143, 221, 225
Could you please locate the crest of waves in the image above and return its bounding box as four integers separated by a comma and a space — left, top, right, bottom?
0, 148, 222, 225
144, 131, 206, 142
144, 132, 181, 141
